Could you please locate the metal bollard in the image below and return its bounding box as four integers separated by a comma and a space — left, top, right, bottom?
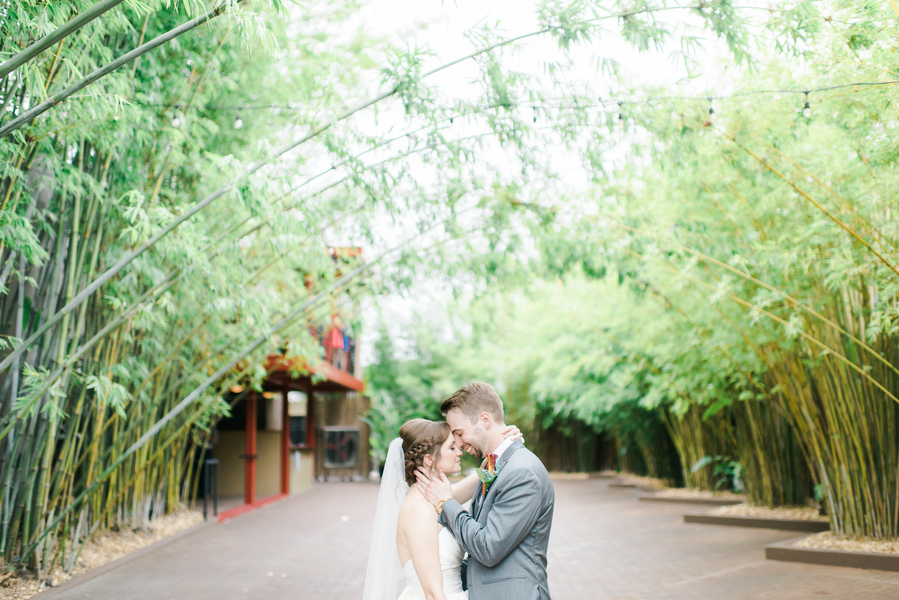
203, 458, 219, 520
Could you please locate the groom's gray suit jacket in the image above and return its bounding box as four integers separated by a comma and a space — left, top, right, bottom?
441, 440, 554, 600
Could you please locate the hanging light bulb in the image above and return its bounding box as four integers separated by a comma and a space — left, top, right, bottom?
234, 109, 243, 130
802, 92, 811, 119
708, 98, 715, 123
532, 105, 537, 123
617, 102, 624, 127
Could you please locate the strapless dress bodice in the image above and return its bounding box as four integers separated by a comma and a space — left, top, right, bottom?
398, 526, 467, 600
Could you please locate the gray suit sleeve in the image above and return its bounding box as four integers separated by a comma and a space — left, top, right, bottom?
443, 467, 543, 567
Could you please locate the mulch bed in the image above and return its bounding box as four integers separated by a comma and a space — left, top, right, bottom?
795, 532, 899, 554
709, 504, 826, 521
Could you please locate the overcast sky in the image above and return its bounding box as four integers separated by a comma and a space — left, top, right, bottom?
357, 0, 740, 99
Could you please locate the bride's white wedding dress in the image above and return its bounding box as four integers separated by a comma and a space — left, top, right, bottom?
363, 438, 468, 600
397, 526, 467, 600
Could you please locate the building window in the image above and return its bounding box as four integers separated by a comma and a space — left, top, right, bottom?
324, 428, 359, 468
289, 416, 306, 446
287, 391, 310, 447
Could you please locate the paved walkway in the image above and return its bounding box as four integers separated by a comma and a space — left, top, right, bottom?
46, 479, 899, 599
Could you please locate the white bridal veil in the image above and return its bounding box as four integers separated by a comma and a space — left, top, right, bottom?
362, 437, 407, 600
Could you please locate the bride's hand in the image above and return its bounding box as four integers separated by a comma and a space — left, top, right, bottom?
502, 424, 525, 445
415, 467, 453, 507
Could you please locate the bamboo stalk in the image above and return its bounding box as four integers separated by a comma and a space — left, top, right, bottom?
0, 0, 246, 139
0, 0, 133, 79
725, 135, 899, 279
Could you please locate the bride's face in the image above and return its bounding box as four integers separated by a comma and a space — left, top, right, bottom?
433, 433, 463, 476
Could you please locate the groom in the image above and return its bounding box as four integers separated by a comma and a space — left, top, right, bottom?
417, 382, 554, 600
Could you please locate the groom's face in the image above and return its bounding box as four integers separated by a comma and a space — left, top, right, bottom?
446, 408, 489, 459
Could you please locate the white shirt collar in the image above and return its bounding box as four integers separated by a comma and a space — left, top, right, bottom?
491, 437, 514, 461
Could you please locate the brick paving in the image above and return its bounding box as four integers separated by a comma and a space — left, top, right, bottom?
44, 479, 899, 599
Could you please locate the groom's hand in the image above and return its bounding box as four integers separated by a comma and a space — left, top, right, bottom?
415, 467, 453, 507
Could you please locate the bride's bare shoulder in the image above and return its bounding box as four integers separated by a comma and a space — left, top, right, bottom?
398, 491, 439, 530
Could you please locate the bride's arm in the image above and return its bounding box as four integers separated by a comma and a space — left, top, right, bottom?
450, 473, 481, 503
405, 504, 449, 600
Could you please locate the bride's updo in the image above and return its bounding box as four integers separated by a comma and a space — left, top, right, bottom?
399, 419, 451, 486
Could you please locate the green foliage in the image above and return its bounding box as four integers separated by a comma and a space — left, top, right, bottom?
361, 324, 443, 466
366, 0, 899, 541
691, 455, 742, 493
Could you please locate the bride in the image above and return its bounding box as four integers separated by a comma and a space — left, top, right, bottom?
362, 419, 521, 600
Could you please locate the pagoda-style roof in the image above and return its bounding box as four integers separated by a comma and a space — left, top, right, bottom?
263, 354, 364, 393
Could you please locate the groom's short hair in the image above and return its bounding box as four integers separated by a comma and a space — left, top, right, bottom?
441, 381, 504, 425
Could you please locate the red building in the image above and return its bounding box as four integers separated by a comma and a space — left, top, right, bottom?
211, 249, 370, 517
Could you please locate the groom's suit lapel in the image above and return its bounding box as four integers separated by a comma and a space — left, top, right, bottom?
474, 480, 486, 520
474, 441, 525, 521
472, 486, 483, 519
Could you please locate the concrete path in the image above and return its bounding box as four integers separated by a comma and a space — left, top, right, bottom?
45, 479, 899, 599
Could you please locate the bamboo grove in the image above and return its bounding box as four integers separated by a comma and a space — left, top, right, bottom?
597, 1, 899, 539
0, 0, 814, 579
0, 0, 395, 576
363, 0, 899, 542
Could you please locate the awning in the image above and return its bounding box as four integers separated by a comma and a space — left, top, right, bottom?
263, 354, 365, 393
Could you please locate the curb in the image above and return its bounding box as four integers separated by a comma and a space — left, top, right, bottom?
217, 493, 289, 524
766, 537, 899, 572
35, 518, 216, 598
639, 495, 745, 506
684, 513, 830, 532
609, 483, 661, 493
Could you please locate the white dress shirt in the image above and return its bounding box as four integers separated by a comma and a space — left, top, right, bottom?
491, 437, 514, 461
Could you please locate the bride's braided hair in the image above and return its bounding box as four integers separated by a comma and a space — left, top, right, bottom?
399, 419, 451, 486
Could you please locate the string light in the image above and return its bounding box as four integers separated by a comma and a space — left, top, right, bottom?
126, 79, 897, 115
130, 79, 894, 131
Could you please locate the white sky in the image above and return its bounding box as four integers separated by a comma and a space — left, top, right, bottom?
356, 0, 741, 100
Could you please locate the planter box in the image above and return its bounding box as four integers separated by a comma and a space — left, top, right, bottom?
685, 513, 830, 532
639, 495, 744, 506
766, 537, 899, 572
